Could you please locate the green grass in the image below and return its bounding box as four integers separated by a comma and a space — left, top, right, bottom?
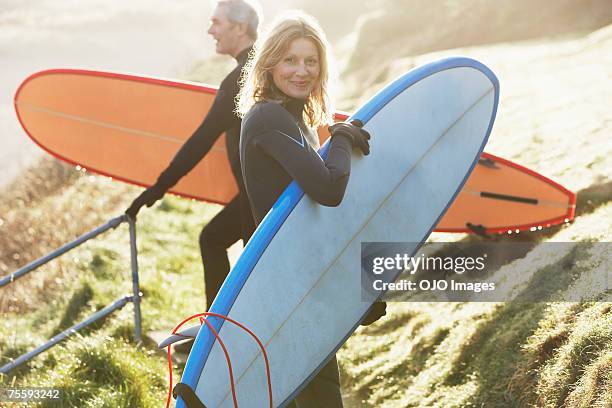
0, 168, 221, 406
0, 162, 610, 408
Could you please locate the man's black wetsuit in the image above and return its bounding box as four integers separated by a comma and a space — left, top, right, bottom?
240, 99, 353, 408
154, 47, 255, 309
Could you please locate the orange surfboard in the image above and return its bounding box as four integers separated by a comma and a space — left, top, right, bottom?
14, 69, 575, 233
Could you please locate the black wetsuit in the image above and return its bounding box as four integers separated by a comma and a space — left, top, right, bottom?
240, 99, 352, 407
154, 47, 255, 309
240, 100, 352, 224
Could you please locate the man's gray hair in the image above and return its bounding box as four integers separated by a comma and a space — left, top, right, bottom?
217, 0, 261, 39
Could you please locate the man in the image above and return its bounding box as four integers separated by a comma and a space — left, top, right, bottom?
126, 0, 259, 310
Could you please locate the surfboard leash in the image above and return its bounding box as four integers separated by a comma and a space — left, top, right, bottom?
165, 311, 273, 408
172, 317, 236, 408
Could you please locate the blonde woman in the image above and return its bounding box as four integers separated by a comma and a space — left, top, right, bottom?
237, 12, 381, 408
238, 12, 370, 224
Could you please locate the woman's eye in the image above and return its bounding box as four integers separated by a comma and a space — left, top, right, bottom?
284, 57, 295, 63
307, 59, 318, 66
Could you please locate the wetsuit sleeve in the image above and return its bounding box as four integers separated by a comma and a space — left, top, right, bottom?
155, 71, 239, 190
253, 105, 353, 206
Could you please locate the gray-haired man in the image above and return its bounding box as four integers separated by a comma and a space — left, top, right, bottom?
126, 0, 259, 309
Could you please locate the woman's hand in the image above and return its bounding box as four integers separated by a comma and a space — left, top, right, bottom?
328, 119, 371, 155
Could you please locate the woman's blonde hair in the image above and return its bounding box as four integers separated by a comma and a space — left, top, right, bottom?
236, 11, 335, 128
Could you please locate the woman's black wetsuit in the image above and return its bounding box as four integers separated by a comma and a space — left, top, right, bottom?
240, 99, 353, 224
240, 99, 353, 408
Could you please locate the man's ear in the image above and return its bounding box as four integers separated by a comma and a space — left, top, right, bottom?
235, 22, 249, 37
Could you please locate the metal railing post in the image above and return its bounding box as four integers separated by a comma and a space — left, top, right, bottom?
128, 216, 142, 344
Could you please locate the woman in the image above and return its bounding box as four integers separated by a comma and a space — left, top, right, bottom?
238, 13, 370, 226
237, 11, 375, 408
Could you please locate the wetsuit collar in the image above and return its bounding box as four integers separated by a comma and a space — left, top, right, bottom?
236, 46, 252, 65
285, 98, 306, 122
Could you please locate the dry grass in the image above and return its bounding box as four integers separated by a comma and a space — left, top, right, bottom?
0, 157, 135, 314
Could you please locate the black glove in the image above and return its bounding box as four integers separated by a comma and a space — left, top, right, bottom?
328, 119, 371, 155
361, 301, 387, 326
125, 183, 166, 219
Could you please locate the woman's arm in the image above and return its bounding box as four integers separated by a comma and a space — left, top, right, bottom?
252, 103, 355, 206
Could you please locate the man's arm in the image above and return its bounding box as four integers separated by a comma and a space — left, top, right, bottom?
126, 69, 240, 218
157, 73, 240, 190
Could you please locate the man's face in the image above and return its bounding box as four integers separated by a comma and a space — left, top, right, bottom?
207, 5, 240, 56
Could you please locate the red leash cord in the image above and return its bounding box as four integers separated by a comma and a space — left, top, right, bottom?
165, 312, 273, 408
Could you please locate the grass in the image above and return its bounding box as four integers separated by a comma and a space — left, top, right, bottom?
2, 111, 611, 408
1, 152, 610, 408
0, 158, 222, 406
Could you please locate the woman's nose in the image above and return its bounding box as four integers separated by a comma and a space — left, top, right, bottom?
295, 62, 308, 76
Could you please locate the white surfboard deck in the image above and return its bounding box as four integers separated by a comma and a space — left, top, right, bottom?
178, 57, 499, 408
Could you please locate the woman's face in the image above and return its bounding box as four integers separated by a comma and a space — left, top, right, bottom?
272, 37, 320, 100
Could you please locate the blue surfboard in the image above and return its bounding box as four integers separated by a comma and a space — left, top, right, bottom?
177, 56, 499, 407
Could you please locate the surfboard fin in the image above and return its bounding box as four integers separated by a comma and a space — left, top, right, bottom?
173, 383, 207, 408
466, 222, 491, 238
158, 324, 201, 349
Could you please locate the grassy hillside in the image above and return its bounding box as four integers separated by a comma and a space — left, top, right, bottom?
341, 0, 612, 101
1, 172, 217, 406
1, 10, 611, 408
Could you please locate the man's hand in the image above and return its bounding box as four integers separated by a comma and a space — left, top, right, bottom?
125, 184, 165, 219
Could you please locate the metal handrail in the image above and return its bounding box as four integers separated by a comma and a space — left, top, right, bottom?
1, 216, 124, 287
0, 215, 142, 374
